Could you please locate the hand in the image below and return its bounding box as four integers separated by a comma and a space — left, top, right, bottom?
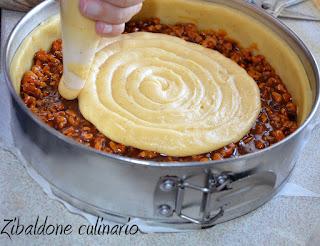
79, 0, 143, 36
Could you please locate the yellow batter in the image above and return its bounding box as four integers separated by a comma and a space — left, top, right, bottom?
74, 32, 260, 156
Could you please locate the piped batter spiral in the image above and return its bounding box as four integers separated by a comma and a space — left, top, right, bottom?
79, 32, 261, 156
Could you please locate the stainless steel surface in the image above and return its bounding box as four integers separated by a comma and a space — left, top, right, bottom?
2, 0, 320, 230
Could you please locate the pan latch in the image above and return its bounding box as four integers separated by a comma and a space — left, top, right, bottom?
154, 170, 277, 226
154, 172, 231, 226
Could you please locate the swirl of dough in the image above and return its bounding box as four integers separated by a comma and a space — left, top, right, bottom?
78, 32, 261, 156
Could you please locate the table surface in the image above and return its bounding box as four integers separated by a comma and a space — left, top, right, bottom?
1, 2, 320, 245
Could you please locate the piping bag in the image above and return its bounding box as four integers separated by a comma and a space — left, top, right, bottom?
58, 0, 100, 100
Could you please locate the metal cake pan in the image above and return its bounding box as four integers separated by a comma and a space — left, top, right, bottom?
3, 0, 320, 230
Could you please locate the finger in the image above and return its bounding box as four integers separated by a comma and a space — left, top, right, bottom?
79, 0, 142, 25
102, 0, 144, 8
96, 22, 125, 36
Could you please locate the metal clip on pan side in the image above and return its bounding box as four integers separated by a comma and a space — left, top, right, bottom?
154, 171, 277, 227
154, 173, 229, 226
174, 174, 229, 225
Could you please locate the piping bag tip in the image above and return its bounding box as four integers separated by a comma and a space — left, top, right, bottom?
58, 76, 82, 100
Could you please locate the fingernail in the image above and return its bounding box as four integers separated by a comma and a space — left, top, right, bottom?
81, 0, 100, 16
97, 22, 113, 34
79, 0, 87, 13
